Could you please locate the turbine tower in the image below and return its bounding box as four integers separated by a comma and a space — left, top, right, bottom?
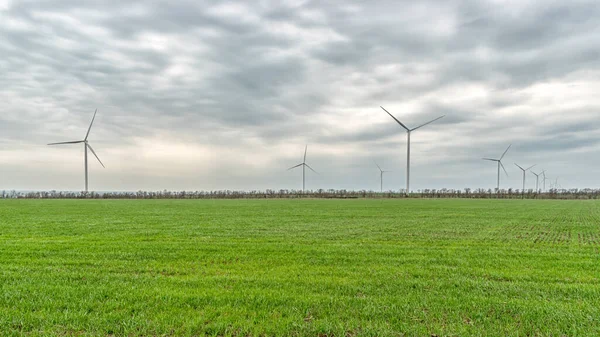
515, 163, 536, 196
379, 106, 444, 194
482, 144, 511, 191
374, 162, 391, 193
287, 145, 317, 193
48, 109, 105, 192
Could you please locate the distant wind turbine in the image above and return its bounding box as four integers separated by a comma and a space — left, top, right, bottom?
374, 162, 392, 193
515, 163, 536, 195
548, 176, 561, 190
48, 109, 105, 193
482, 144, 511, 191
541, 170, 549, 191
287, 145, 317, 193
379, 106, 445, 193
531, 171, 541, 192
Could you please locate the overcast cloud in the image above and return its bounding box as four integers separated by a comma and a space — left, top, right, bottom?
1, 0, 599, 192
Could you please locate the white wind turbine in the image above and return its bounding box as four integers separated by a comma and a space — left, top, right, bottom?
541, 170, 549, 191
531, 170, 541, 192
287, 145, 317, 193
482, 144, 511, 191
379, 106, 445, 193
48, 109, 105, 192
374, 162, 392, 193
548, 176, 561, 190
515, 163, 536, 195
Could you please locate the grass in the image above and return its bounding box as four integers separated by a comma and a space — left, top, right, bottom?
0, 199, 599, 336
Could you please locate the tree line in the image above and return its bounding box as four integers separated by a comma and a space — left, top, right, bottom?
1, 188, 599, 199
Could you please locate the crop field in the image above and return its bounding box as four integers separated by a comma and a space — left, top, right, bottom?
0, 199, 599, 336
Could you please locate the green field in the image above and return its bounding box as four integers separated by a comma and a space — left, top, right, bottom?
0, 199, 599, 336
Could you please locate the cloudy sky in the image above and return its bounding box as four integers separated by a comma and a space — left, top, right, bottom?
1, 0, 599, 192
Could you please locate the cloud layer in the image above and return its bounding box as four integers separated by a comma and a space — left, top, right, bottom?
1, 0, 599, 191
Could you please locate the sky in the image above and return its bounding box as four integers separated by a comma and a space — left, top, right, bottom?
1, 0, 599, 192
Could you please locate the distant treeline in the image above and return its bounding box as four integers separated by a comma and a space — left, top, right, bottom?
2, 188, 600, 199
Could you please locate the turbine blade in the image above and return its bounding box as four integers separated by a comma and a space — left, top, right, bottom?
374, 161, 382, 171
411, 115, 445, 131
48, 140, 84, 145
84, 109, 98, 141
526, 164, 536, 171
500, 162, 508, 177
287, 163, 303, 171
499, 144, 512, 160
303, 145, 307, 163
304, 163, 318, 174
514, 163, 525, 171
482, 158, 498, 162
86, 143, 105, 168
380, 106, 409, 131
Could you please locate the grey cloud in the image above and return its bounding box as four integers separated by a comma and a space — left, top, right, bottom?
1, 0, 600, 191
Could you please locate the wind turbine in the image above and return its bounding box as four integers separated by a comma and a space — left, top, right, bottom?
515, 163, 536, 196
531, 171, 541, 192
48, 109, 105, 193
287, 145, 317, 193
482, 144, 511, 191
541, 170, 549, 191
374, 162, 392, 193
379, 106, 445, 193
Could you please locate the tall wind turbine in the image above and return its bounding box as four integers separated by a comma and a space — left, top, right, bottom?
531, 171, 541, 192
374, 162, 392, 193
48, 109, 105, 192
482, 144, 511, 191
379, 106, 445, 193
541, 170, 549, 191
515, 163, 536, 195
287, 145, 317, 193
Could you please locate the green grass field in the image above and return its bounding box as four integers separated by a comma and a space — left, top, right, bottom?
0, 199, 599, 336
